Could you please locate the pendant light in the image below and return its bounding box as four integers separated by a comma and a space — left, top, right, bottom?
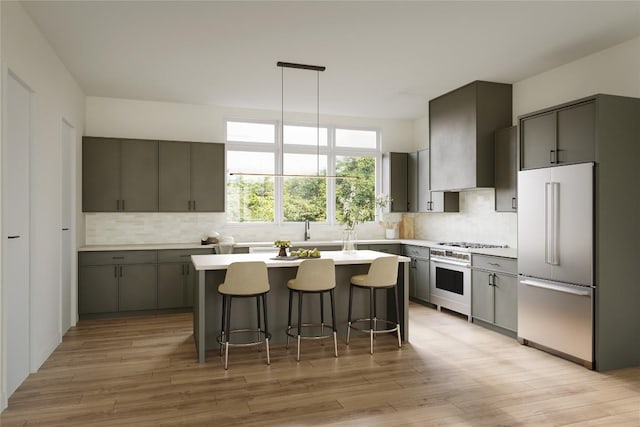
229, 61, 358, 180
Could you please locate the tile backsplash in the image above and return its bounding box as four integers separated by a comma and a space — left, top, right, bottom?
85, 189, 516, 248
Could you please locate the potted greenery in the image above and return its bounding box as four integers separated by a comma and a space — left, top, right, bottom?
274, 240, 291, 257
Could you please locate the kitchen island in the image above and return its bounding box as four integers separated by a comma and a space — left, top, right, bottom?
190, 250, 410, 362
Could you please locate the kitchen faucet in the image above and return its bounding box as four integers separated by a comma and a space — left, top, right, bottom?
304, 219, 311, 241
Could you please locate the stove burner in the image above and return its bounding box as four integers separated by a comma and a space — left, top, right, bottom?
437, 242, 506, 249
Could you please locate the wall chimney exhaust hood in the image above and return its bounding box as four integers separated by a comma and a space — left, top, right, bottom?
429, 80, 512, 192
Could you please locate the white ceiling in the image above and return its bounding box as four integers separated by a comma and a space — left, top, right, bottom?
21, 1, 640, 120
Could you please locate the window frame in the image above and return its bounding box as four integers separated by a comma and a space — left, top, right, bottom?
225, 118, 381, 226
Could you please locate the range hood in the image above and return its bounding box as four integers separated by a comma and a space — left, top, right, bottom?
429, 80, 512, 192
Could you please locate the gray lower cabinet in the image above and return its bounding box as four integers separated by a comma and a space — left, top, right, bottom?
78, 265, 118, 314
157, 248, 212, 308
471, 254, 517, 333
117, 264, 158, 311
78, 250, 158, 314
403, 245, 430, 303
79, 248, 213, 315
364, 244, 402, 255
158, 141, 225, 212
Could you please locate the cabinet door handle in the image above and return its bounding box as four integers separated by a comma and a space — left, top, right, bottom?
121, 200, 125, 211
511, 197, 517, 210
119, 266, 123, 277
116, 199, 120, 210
549, 150, 556, 164
182, 264, 185, 275
192, 200, 196, 211
114, 266, 118, 278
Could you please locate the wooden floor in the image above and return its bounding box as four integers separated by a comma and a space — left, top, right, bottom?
2, 303, 639, 427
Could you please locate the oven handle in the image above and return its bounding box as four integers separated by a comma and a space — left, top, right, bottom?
430, 256, 471, 268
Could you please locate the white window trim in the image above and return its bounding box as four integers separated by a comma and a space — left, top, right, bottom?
225, 118, 381, 226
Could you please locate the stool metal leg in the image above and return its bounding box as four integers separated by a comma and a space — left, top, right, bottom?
346, 284, 354, 345
224, 296, 232, 370
330, 288, 338, 357
220, 295, 226, 356
373, 287, 378, 342
320, 292, 325, 335
262, 293, 270, 365
297, 291, 303, 361
256, 295, 262, 343
369, 287, 374, 355
394, 284, 402, 349
286, 289, 293, 348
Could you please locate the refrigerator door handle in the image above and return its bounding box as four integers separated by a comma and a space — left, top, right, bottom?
520, 279, 590, 296
545, 182, 560, 265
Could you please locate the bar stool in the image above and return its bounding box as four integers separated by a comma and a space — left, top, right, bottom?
217, 261, 271, 370
286, 259, 338, 361
346, 256, 401, 354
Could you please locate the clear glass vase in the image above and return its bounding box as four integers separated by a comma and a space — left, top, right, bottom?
342, 229, 357, 253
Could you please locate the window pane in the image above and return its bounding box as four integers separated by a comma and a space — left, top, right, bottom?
335, 156, 376, 227
227, 121, 275, 143
336, 129, 377, 149
283, 153, 327, 222
283, 125, 328, 146
226, 151, 274, 222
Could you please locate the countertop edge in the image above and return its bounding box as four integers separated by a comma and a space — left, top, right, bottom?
79, 240, 517, 259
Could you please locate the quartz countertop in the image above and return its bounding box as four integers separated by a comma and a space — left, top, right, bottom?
191, 249, 410, 271
78, 239, 517, 259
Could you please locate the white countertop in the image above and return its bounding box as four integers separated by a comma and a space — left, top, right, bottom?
191, 250, 410, 271
79, 243, 216, 251
78, 239, 517, 259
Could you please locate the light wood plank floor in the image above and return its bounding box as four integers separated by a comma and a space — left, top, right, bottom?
2, 302, 639, 426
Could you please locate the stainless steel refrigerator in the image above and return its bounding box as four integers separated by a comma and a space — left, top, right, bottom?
517, 162, 594, 368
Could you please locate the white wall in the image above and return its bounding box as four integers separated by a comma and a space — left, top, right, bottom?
84, 97, 413, 244
513, 36, 640, 120
1, 1, 84, 405
411, 36, 640, 248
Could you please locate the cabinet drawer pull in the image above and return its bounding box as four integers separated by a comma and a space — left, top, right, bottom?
488, 262, 501, 266
7, 235, 20, 239
112, 256, 125, 260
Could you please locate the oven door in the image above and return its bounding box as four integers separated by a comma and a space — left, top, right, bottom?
430, 257, 471, 319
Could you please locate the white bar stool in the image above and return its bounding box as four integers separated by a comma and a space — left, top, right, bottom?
346, 256, 402, 354
217, 261, 271, 369
286, 259, 338, 361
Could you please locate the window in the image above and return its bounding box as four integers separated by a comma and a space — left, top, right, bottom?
226, 120, 379, 224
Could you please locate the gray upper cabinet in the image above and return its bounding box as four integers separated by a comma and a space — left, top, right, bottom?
120, 139, 159, 212
159, 141, 225, 212
82, 137, 158, 212
520, 99, 595, 170
158, 141, 191, 211
191, 142, 225, 212
417, 149, 459, 212
429, 81, 512, 191
494, 126, 517, 212
407, 152, 418, 212
382, 152, 408, 212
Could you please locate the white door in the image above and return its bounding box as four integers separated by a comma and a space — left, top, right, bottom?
60, 120, 73, 334
2, 71, 31, 398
